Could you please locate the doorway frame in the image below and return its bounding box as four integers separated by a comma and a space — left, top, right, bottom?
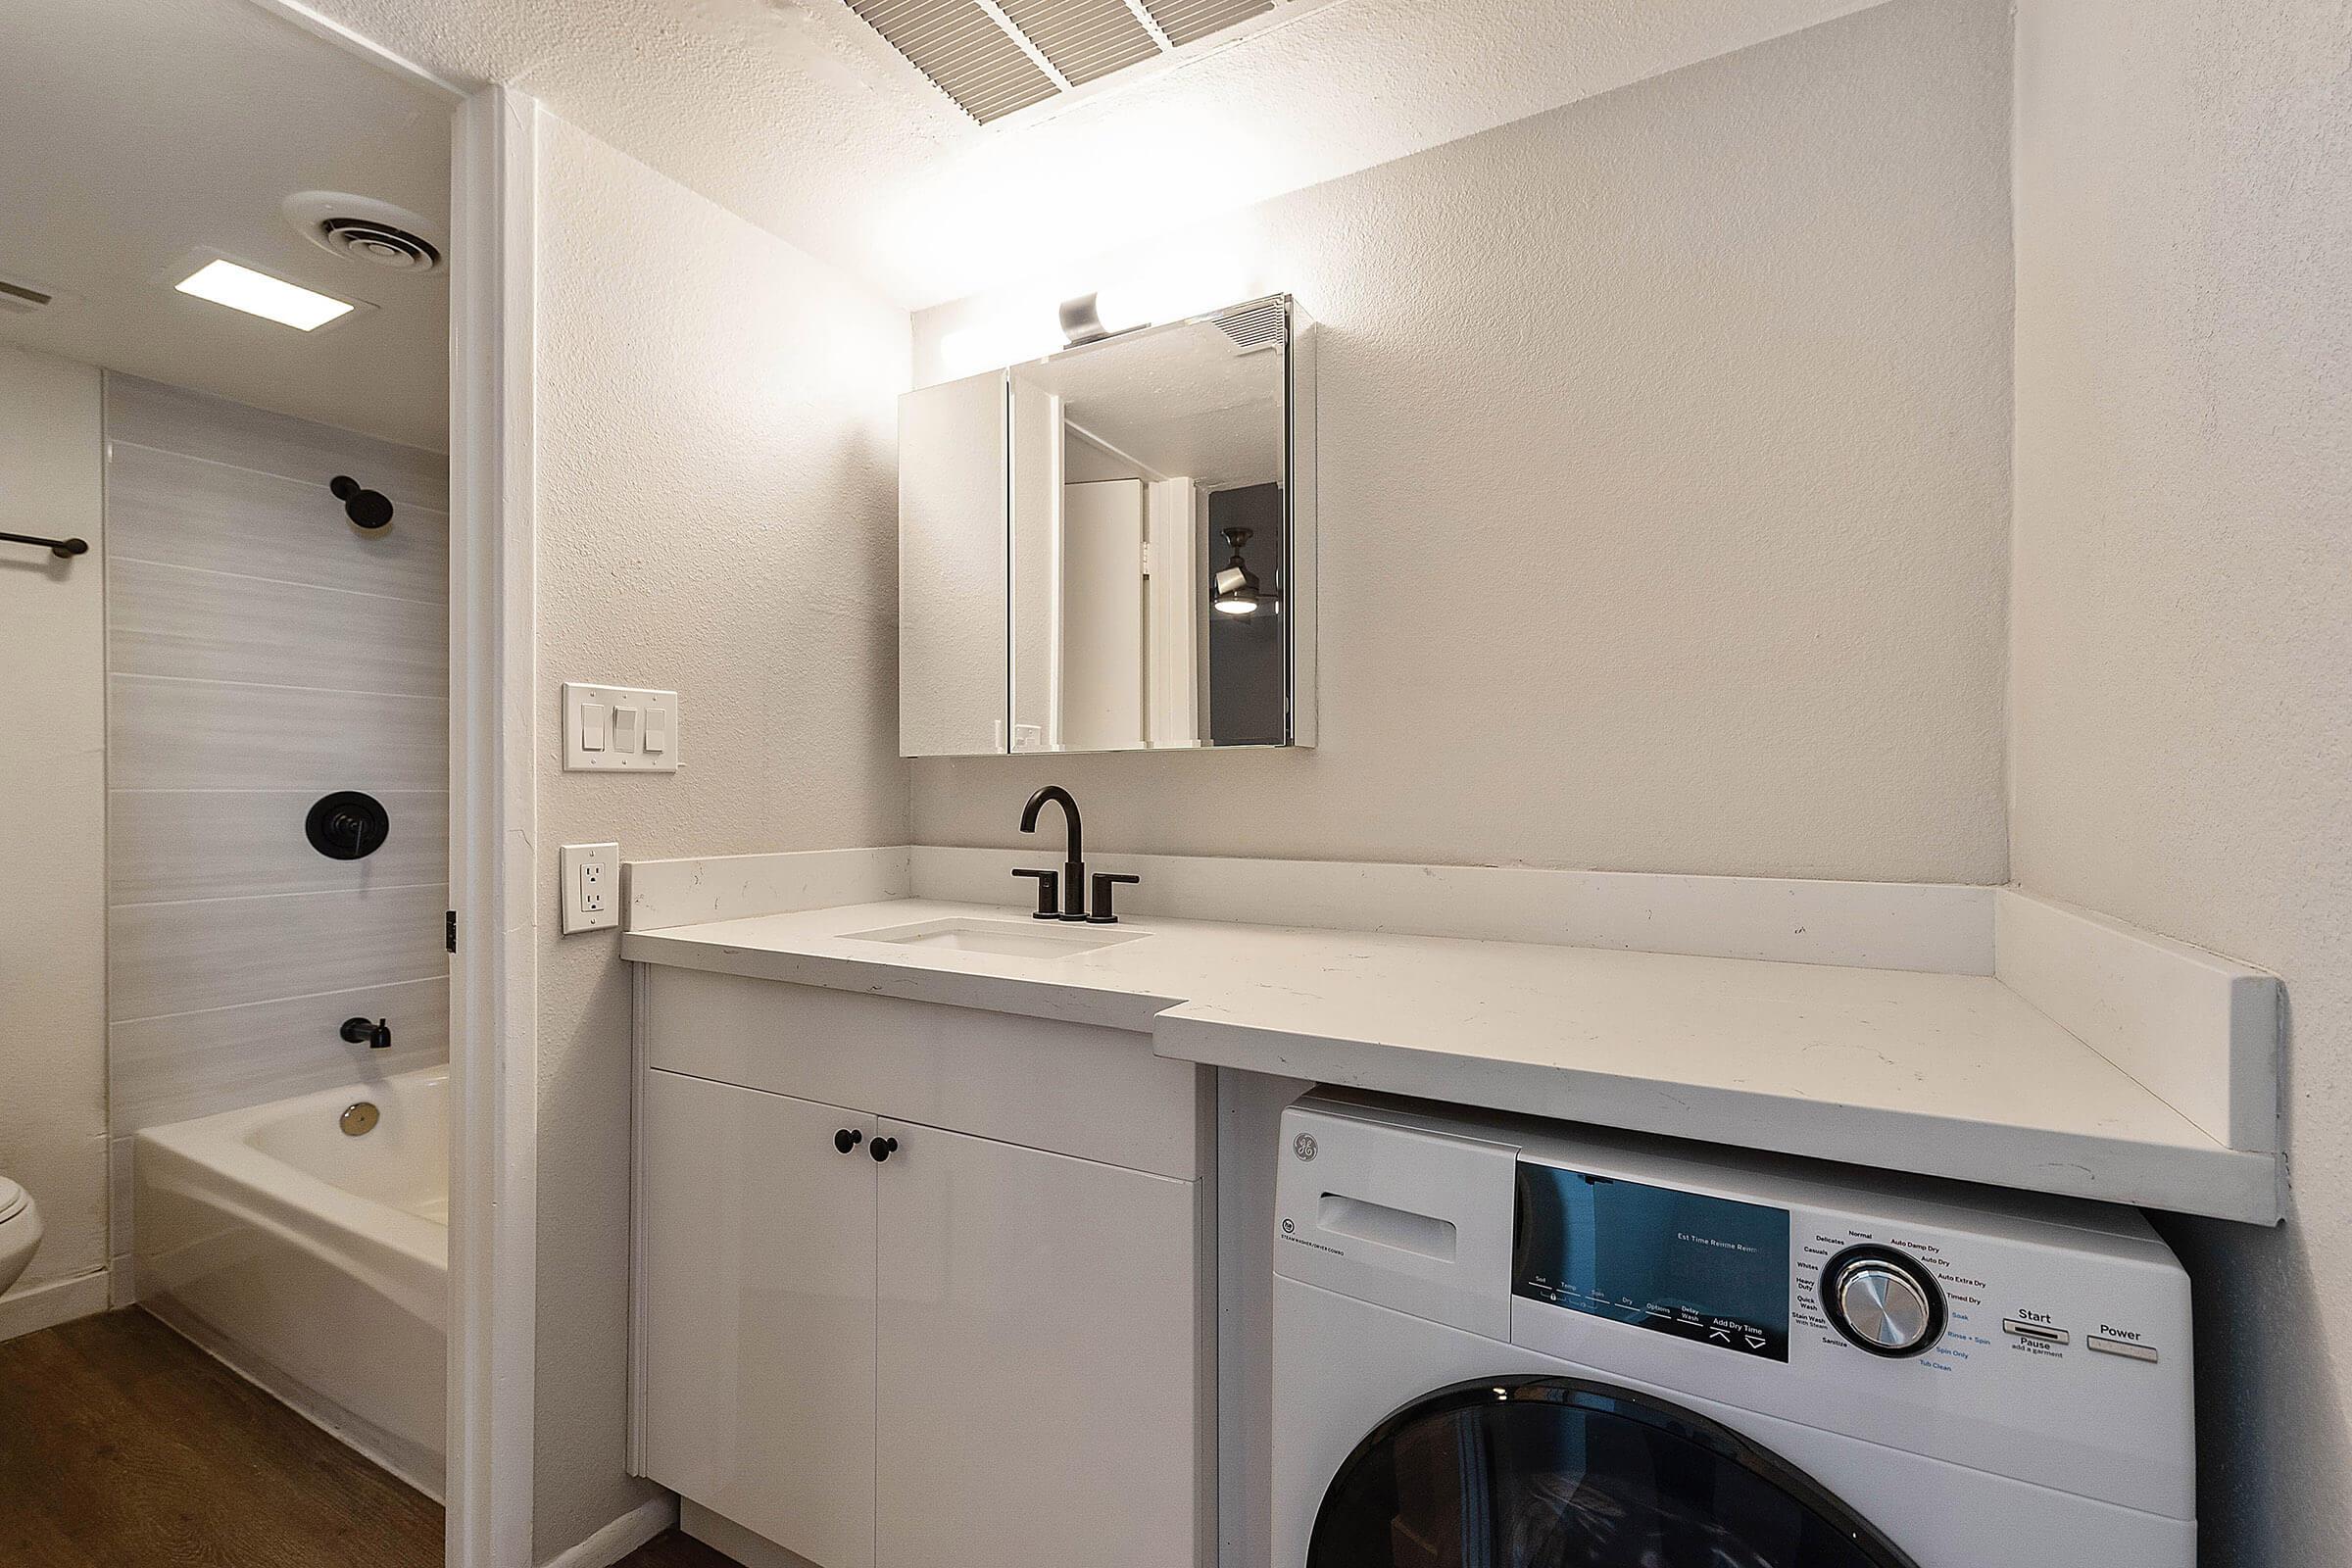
446, 83, 540, 1568
151, 5, 540, 1562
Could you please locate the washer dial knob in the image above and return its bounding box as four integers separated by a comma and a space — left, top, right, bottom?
1825, 1248, 1945, 1356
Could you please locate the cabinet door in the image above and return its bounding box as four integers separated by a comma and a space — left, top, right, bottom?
641, 1069, 878, 1568
900, 369, 1009, 757
875, 1119, 1203, 1568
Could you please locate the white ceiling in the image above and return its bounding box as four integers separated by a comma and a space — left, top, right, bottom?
294, 0, 1884, 311
0, 0, 451, 451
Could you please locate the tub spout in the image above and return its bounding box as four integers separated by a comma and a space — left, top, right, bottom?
341, 1016, 391, 1050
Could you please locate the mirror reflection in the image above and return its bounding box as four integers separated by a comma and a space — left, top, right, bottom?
897, 296, 1313, 758
1010, 305, 1294, 752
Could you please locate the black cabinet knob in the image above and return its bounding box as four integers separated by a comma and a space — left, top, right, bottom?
834, 1128, 863, 1154
869, 1136, 900, 1163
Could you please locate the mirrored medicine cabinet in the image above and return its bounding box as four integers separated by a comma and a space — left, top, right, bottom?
898, 295, 1317, 757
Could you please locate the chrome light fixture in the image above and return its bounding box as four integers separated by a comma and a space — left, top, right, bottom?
1058, 292, 1110, 346
1212, 526, 1278, 616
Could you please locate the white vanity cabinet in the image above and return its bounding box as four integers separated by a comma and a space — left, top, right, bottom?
641, 1071, 880, 1568
633, 967, 1212, 1568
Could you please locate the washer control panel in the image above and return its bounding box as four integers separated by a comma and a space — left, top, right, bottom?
1279, 1092, 2196, 1522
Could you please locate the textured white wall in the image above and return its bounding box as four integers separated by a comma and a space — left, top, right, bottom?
531, 110, 910, 1559
0, 347, 106, 1336
909, 0, 2014, 884
2010, 2, 2352, 1561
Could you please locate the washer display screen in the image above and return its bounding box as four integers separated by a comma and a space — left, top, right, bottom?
1513, 1163, 1790, 1361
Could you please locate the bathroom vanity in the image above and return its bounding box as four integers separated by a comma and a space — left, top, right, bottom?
632, 966, 1214, 1568
622, 846, 2281, 1568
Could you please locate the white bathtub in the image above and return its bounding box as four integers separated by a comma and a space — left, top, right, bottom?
134, 1066, 448, 1495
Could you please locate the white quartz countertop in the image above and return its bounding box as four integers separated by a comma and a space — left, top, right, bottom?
621, 898, 2278, 1222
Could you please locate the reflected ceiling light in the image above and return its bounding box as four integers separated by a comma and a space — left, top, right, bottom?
173, 257, 356, 331
1212, 526, 1278, 616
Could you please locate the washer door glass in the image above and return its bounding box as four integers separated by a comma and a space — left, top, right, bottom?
1308, 1376, 1921, 1568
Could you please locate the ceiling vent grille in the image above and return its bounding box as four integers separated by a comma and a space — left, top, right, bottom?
848, 0, 1059, 123
1142, 0, 1270, 48
847, 0, 1275, 123
1213, 298, 1287, 351
1000, 0, 1160, 86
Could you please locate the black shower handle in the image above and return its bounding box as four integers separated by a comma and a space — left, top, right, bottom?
329, 475, 395, 530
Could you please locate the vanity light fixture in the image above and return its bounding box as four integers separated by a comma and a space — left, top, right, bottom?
172, 257, 357, 331
1059, 291, 1111, 346
1212, 526, 1277, 616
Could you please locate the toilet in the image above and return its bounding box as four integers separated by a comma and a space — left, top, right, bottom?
0, 1179, 42, 1296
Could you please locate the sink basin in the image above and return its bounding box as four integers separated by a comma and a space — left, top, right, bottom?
843, 916, 1151, 959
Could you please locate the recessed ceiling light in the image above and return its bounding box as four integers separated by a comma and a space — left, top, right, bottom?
173, 258, 357, 330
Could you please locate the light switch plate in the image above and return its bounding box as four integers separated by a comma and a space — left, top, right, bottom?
563, 683, 679, 771
561, 842, 620, 933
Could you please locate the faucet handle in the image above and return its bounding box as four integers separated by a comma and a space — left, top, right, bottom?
1086, 872, 1141, 925
1012, 868, 1060, 919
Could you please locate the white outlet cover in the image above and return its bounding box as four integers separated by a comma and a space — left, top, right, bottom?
560, 842, 620, 933
564, 682, 679, 772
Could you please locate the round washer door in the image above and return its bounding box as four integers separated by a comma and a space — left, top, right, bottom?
1308, 1376, 1921, 1568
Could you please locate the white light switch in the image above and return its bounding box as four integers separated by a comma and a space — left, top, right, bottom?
561, 843, 620, 933
563, 683, 680, 772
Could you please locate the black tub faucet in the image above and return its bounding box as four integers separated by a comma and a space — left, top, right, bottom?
1017, 786, 1089, 920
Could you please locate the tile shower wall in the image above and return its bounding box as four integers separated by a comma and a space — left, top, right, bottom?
103, 374, 450, 1294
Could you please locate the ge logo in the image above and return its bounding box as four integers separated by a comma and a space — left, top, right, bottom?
1282, 1218, 1296, 1235
1293, 1133, 1318, 1161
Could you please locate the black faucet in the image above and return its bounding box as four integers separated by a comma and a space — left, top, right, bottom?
1014, 787, 1144, 924
1017, 786, 1089, 920
341, 1016, 392, 1050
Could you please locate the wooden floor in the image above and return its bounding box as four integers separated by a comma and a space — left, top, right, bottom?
0, 1308, 732, 1568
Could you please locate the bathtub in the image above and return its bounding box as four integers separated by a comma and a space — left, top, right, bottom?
134, 1066, 447, 1495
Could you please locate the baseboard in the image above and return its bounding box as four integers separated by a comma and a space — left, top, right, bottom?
0, 1266, 111, 1344
538, 1494, 678, 1568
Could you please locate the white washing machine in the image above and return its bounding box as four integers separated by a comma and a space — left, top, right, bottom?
1271, 1091, 2194, 1568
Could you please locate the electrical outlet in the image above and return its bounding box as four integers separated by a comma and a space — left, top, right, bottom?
560, 843, 620, 933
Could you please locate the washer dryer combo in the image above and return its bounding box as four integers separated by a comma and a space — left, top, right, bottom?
1272, 1092, 2195, 1568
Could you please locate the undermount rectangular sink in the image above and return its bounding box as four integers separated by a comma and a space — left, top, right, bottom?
843, 916, 1151, 959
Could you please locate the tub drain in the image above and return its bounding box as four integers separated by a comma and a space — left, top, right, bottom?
340, 1102, 380, 1136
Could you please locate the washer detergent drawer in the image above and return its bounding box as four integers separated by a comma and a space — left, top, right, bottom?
1274, 1100, 1517, 1339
